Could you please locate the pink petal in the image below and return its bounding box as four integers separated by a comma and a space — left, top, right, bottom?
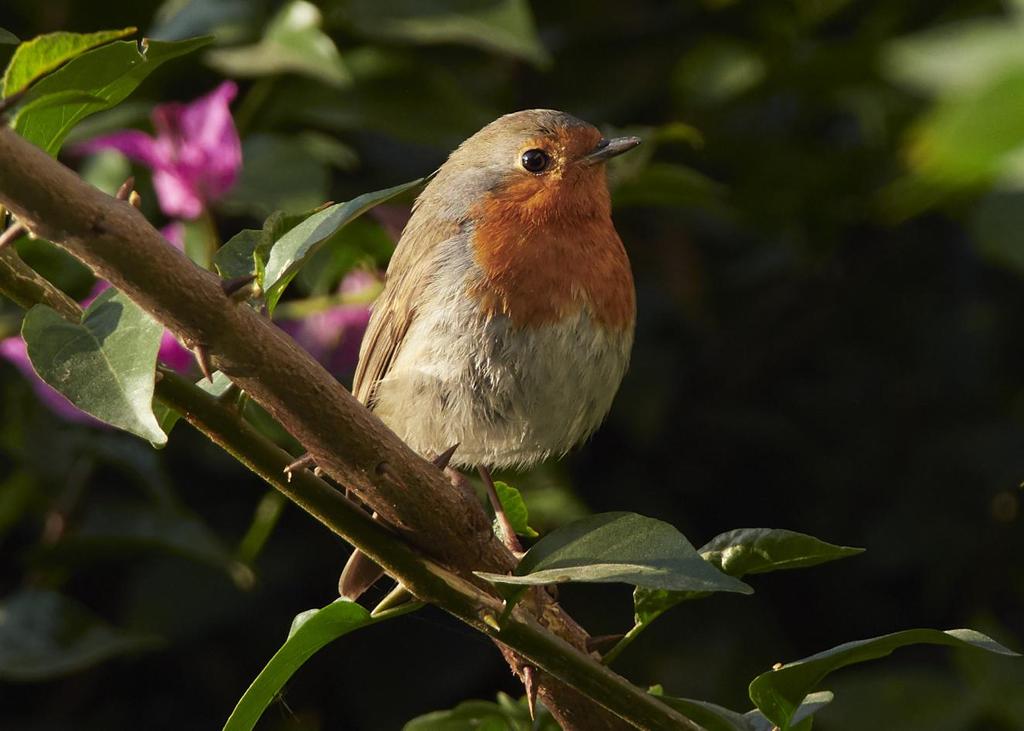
152, 81, 241, 208
158, 332, 194, 374
160, 221, 186, 251
152, 168, 204, 219
76, 82, 242, 220
278, 305, 371, 379
339, 269, 379, 296
176, 81, 241, 199
72, 129, 166, 170
81, 280, 111, 308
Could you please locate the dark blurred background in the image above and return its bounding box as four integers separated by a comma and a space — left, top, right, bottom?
1, 1, 1023, 729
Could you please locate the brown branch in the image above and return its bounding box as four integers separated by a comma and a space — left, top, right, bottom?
0, 126, 696, 731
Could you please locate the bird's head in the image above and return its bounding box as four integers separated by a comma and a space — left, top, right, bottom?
423, 109, 640, 228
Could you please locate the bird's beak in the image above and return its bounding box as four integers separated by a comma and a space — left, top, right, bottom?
580, 136, 642, 165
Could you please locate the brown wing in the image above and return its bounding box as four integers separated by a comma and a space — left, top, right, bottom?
351, 214, 459, 407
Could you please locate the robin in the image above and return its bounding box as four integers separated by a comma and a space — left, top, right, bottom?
340, 109, 640, 598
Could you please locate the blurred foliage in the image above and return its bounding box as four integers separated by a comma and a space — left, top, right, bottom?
2, 0, 1024, 729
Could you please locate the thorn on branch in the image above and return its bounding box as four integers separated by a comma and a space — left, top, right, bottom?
220, 273, 258, 301
586, 634, 625, 655
478, 610, 501, 632
523, 665, 538, 721
0, 221, 26, 251
431, 443, 459, 470
284, 452, 316, 482
128, 191, 142, 209
192, 343, 214, 383
115, 176, 135, 200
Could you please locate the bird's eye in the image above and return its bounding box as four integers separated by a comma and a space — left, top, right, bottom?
521, 149, 551, 174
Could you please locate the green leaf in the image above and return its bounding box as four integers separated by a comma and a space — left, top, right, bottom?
0, 588, 161, 680
214, 229, 270, 280
635, 529, 863, 626
206, 0, 350, 86
907, 69, 1024, 186
214, 209, 297, 281
11, 90, 107, 116
745, 691, 833, 731
493, 481, 538, 539
650, 685, 833, 731
653, 693, 753, 731
701, 528, 863, 577
885, 19, 1024, 96
22, 288, 166, 444
475, 512, 752, 593
12, 35, 212, 156
347, 0, 551, 68
404, 692, 559, 731
262, 178, 423, 313
224, 598, 418, 731
748, 629, 1019, 729
2, 27, 136, 97
0, 28, 19, 45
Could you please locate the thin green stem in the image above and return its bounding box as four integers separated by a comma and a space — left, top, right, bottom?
271, 285, 383, 320
601, 622, 647, 667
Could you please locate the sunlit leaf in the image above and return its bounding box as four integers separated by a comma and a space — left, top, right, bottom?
907, 69, 1024, 186
0, 589, 160, 680
493, 481, 538, 539
12, 35, 212, 156
346, 0, 550, 68
886, 19, 1024, 96
262, 178, 423, 313
475, 512, 752, 593
22, 288, 166, 444
2, 27, 136, 97
206, 0, 349, 86
748, 629, 1019, 729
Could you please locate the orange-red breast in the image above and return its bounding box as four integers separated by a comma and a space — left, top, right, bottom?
341, 109, 639, 596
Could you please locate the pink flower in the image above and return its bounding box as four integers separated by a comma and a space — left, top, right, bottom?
75, 81, 242, 220
276, 271, 378, 379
